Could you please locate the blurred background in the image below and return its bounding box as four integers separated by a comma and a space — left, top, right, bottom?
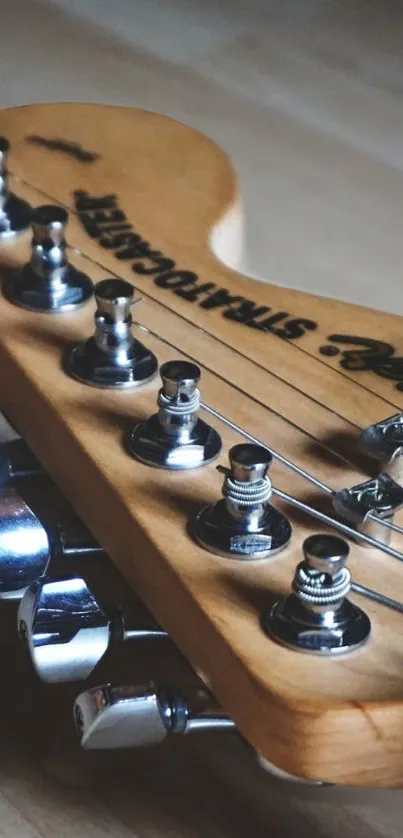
2, 0, 403, 312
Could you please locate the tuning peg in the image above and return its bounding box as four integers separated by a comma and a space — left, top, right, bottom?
0, 489, 49, 600
18, 575, 167, 682
129, 359, 222, 469
0, 439, 43, 487
265, 534, 371, 654
0, 137, 32, 239
333, 473, 403, 547
360, 414, 403, 485
0, 512, 104, 601
74, 682, 235, 749
66, 278, 158, 388
191, 443, 291, 558
4, 204, 93, 311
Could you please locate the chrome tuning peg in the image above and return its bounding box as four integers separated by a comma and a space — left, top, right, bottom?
129, 359, 222, 469
4, 204, 93, 311
0, 137, 32, 239
265, 534, 371, 655
74, 682, 235, 750
0, 489, 49, 600
0, 515, 103, 601
191, 443, 291, 558
18, 575, 167, 682
360, 414, 403, 485
333, 473, 403, 547
66, 278, 158, 388
0, 439, 43, 487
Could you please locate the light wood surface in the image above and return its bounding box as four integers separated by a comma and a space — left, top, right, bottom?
1, 103, 403, 787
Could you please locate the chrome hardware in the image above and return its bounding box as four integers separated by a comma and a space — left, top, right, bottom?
265, 534, 371, 655
18, 575, 167, 682
0, 518, 104, 601
191, 443, 291, 558
360, 414, 403, 484
4, 204, 93, 311
129, 360, 222, 469
0, 137, 31, 239
0, 489, 49, 601
66, 278, 157, 388
0, 439, 42, 487
74, 682, 235, 750
333, 473, 403, 547
49, 525, 104, 564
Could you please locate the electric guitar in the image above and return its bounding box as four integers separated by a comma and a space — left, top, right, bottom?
1, 102, 403, 789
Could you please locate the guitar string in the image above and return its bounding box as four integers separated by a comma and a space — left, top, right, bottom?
10, 177, 403, 606
13, 169, 403, 418
130, 319, 403, 575
137, 313, 403, 541
62, 237, 403, 539
349, 582, 403, 614
12, 173, 403, 508
66, 222, 403, 416
202, 403, 403, 537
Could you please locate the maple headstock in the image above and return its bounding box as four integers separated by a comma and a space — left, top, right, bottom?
1, 103, 403, 788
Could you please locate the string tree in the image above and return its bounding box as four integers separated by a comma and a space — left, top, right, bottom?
333, 473, 403, 546
360, 413, 403, 485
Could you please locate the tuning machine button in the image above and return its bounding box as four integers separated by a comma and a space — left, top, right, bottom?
191, 444, 291, 559
0, 515, 103, 601
360, 414, 403, 485
265, 534, 371, 655
0, 489, 49, 601
333, 473, 403, 546
66, 278, 158, 388
18, 574, 167, 682
74, 682, 235, 750
4, 204, 93, 311
129, 360, 222, 469
0, 137, 32, 240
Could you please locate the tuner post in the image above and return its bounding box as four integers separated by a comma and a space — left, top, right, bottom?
0, 137, 32, 240
129, 360, 222, 469
66, 278, 158, 388
3, 204, 93, 311
191, 443, 292, 559
74, 682, 235, 750
18, 574, 167, 682
265, 534, 371, 655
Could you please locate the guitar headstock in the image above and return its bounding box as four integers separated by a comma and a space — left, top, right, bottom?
1, 102, 403, 788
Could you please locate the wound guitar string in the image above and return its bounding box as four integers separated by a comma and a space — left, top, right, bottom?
9, 174, 403, 612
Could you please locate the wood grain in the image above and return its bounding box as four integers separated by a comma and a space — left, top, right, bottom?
1, 104, 403, 786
